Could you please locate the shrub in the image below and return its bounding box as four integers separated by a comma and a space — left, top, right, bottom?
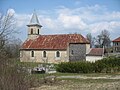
56, 56, 120, 73
56, 61, 94, 73
93, 61, 107, 73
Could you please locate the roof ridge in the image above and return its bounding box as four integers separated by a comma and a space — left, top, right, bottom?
91, 48, 103, 49
39, 33, 81, 36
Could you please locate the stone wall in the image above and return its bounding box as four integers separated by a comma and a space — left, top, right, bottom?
20, 43, 89, 63
69, 43, 86, 62
20, 50, 68, 63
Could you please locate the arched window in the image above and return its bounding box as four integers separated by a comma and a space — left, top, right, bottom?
31, 51, 34, 57
38, 29, 39, 34
56, 51, 60, 57
43, 51, 46, 58
31, 28, 33, 34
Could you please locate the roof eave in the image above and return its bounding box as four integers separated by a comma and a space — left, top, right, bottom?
27, 24, 42, 27
20, 48, 66, 51
87, 54, 103, 56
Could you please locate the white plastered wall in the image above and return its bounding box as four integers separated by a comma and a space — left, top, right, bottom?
86, 56, 103, 62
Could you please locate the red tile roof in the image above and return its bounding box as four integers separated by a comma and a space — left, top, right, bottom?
87, 48, 103, 56
112, 37, 120, 42
21, 34, 89, 50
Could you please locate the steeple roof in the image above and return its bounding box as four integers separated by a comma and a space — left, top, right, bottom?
27, 11, 42, 27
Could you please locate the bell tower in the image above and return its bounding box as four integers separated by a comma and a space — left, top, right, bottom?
27, 11, 42, 39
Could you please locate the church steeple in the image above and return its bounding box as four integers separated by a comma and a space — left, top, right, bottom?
27, 10, 42, 27
27, 11, 42, 39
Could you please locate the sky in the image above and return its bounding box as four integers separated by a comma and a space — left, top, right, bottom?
0, 0, 120, 41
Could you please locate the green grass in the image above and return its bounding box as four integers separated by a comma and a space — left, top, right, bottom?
42, 72, 120, 77
16, 61, 45, 68
18, 62, 41, 68
29, 72, 120, 80
16, 60, 56, 68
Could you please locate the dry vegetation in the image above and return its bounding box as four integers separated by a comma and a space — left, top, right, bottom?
32, 78, 120, 90
0, 53, 29, 90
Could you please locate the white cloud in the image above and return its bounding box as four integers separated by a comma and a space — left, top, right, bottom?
103, 11, 120, 21
89, 21, 120, 34
55, 5, 120, 35
40, 17, 56, 29
15, 14, 30, 28
89, 22, 112, 33
8, 5, 120, 40
7, 8, 15, 16
58, 14, 86, 30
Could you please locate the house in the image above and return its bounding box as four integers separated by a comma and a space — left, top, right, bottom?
86, 48, 104, 62
107, 37, 120, 57
20, 11, 90, 63
112, 37, 120, 53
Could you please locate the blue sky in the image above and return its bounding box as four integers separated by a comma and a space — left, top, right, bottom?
0, 0, 120, 41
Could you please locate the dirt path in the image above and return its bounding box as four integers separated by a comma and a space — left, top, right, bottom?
58, 75, 120, 79
31, 75, 120, 90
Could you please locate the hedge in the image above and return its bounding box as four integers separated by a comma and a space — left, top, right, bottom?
56, 56, 120, 73
56, 61, 94, 73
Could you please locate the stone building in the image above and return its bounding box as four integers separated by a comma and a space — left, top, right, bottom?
112, 37, 120, 53
20, 12, 90, 63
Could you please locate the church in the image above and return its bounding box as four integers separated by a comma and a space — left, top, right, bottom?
20, 11, 99, 63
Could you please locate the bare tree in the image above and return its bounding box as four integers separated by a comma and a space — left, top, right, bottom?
95, 35, 103, 48
86, 33, 94, 48
0, 9, 17, 51
95, 30, 111, 48
101, 30, 111, 47
5, 38, 22, 58
0, 10, 33, 90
